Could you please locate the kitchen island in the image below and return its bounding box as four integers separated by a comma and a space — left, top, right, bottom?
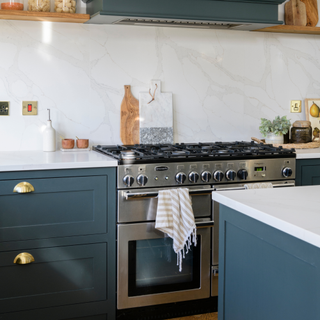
212, 186, 320, 320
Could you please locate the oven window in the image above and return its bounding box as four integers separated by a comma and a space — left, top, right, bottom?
128, 236, 201, 296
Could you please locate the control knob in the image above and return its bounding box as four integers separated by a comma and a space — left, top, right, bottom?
282, 167, 293, 178
189, 171, 200, 183
225, 169, 236, 181
213, 170, 224, 182
137, 174, 148, 186
123, 175, 134, 187
201, 171, 212, 183
175, 172, 187, 184
237, 169, 248, 180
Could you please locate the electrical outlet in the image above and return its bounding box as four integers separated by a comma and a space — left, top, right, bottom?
291, 100, 302, 113
22, 101, 38, 115
0, 101, 9, 116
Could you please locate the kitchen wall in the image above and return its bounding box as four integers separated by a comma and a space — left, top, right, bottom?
1, 12, 320, 151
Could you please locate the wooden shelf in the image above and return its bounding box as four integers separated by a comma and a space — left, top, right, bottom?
0, 9, 90, 23
253, 24, 320, 35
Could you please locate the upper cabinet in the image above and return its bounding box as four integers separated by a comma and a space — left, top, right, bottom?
0, 0, 320, 36
84, 0, 285, 31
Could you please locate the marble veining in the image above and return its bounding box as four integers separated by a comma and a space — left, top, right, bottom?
139, 80, 173, 128
0, 17, 320, 151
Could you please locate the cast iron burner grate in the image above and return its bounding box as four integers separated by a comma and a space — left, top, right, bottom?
93, 141, 295, 164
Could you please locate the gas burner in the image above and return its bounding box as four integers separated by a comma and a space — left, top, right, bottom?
216, 149, 234, 154
120, 150, 136, 160
93, 141, 296, 164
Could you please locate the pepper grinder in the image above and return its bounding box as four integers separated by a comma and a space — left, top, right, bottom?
43, 109, 56, 152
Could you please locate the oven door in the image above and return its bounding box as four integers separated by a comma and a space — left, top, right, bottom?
117, 220, 211, 309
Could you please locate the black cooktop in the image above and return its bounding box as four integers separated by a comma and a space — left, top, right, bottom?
93, 141, 296, 164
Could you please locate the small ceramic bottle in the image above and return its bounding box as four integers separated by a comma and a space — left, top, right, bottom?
43, 109, 56, 152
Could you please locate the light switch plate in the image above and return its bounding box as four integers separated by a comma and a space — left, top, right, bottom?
291, 100, 302, 113
22, 101, 38, 115
0, 101, 9, 116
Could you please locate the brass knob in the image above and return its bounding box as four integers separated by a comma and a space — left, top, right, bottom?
13, 182, 35, 193
14, 252, 35, 265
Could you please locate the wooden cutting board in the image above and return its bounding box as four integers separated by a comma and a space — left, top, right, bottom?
120, 85, 139, 145
300, 0, 319, 26
285, 0, 307, 26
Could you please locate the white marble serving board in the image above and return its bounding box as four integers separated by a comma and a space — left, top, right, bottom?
139, 80, 173, 144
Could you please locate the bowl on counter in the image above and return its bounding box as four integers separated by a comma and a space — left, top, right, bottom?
61, 139, 75, 149
76, 139, 89, 149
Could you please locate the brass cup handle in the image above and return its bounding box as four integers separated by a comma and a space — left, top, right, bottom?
14, 252, 35, 265
13, 182, 35, 193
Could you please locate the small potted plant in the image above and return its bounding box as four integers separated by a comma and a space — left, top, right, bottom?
259, 116, 291, 144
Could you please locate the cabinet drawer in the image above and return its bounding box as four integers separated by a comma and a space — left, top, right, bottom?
0, 175, 108, 241
0, 243, 107, 313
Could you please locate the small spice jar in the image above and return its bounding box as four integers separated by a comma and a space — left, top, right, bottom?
1, 0, 24, 10
54, 0, 76, 13
28, 0, 50, 11
291, 120, 312, 143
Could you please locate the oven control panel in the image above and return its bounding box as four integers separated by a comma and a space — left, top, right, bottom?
118, 158, 295, 189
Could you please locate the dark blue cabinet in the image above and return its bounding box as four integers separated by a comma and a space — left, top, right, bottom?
218, 205, 320, 320
296, 159, 320, 186
0, 167, 116, 320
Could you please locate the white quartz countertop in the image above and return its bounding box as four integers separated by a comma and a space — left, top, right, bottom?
295, 148, 320, 159
0, 150, 117, 172
212, 185, 320, 249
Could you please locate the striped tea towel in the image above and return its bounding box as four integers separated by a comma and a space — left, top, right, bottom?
155, 188, 197, 272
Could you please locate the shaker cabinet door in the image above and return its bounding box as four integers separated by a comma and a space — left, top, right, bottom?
0, 243, 107, 313
0, 175, 108, 242
296, 159, 320, 186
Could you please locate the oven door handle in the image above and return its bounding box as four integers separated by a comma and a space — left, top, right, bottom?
214, 182, 295, 192
272, 183, 295, 188
195, 221, 214, 228
214, 186, 246, 191
124, 188, 215, 200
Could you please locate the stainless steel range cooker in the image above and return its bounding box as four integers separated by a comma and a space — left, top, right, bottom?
93, 141, 296, 319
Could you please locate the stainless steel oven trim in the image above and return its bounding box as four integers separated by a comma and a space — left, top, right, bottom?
118, 185, 212, 223
124, 181, 296, 199
212, 180, 295, 191
124, 188, 215, 200
117, 221, 211, 309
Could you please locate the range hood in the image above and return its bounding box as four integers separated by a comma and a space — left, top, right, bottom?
84, 0, 286, 31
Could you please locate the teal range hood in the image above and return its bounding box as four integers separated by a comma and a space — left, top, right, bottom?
84, 0, 285, 30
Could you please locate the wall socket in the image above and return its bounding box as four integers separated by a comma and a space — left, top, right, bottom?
0, 101, 9, 116
291, 100, 302, 113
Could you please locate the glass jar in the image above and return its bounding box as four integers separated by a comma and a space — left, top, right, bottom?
54, 0, 76, 13
1, 0, 24, 10
291, 120, 312, 143
28, 0, 50, 11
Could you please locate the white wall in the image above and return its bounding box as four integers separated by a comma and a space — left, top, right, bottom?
0, 20, 320, 151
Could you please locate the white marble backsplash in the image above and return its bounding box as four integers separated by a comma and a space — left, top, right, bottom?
0, 19, 320, 151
